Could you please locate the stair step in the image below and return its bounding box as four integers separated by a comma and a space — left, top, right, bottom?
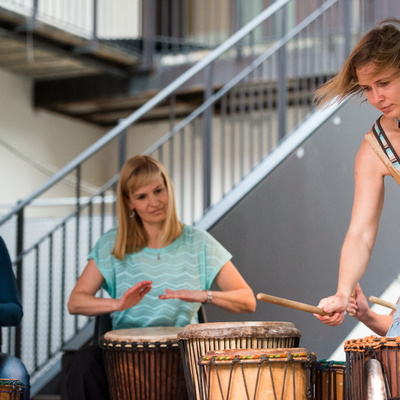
32, 395, 61, 400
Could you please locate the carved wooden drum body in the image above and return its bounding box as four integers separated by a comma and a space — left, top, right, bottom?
199, 348, 315, 400
315, 360, 346, 400
101, 327, 188, 400
178, 321, 302, 400
0, 380, 24, 400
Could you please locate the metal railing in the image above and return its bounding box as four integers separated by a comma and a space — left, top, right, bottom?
0, 0, 282, 69
0, 0, 397, 393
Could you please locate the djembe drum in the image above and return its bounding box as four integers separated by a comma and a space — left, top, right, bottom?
0, 380, 24, 400
345, 336, 400, 400
315, 360, 346, 400
101, 327, 188, 400
178, 321, 302, 400
199, 348, 316, 400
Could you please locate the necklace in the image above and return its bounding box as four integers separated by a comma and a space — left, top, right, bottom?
396, 117, 400, 129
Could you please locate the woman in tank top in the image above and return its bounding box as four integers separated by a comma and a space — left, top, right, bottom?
313, 18, 400, 335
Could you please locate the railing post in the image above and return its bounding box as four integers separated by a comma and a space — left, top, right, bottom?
342, 0, 352, 58
202, 64, 214, 212
118, 123, 127, 171
15, 204, 24, 359
75, 166, 81, 333
142, 0, 156, 70
74, 0, 98, 54
277, 5, 287, 141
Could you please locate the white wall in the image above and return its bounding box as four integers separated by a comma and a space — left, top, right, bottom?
0, 68, 107, 207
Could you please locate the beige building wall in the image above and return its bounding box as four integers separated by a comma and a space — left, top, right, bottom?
0, 68, 106, 207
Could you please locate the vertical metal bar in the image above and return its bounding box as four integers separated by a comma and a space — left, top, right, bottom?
61, 223, 66, 346
15, 206, 24, 359
234, 0, 243, 60
230, 89, 236, 187
75, 166, 81, 332
118, 125, 127, 171
162, 0, 169, 53
142, 0, 156, 69
47, 233, 53, 359
190, 121, 196, 224
88, 201, 93, 252
220, 94, 227, 198
101, 193, 105, 235
170, 95, 176, 179
277, 6, 287, 141
239, 79, 245, 177
257, 64, 264, 161
203, 63, 214, 211
343, 0, 352, 58
172, 0, 179, 52
27, 0, 39, 30
248, 69, 255, 169
180, 128, 185, 221
112, 183, 118, 226
92, 0, 98, 49
34, 245, 39, 369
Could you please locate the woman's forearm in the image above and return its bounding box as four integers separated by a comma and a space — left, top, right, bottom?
68, 291, 119, 316
337, 233, 373, 299
207, 288, 256, 313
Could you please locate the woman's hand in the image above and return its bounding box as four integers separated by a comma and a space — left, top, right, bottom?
314, 294, 349, 326
159, 289, 206, 303
346, 283, 370, 321
115, 280, 153, 311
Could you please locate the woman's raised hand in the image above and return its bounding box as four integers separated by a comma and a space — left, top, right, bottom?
115, 280, 153, 311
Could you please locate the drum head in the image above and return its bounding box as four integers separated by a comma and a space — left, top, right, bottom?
103, 326, 184, 343
178, 321, 301, 339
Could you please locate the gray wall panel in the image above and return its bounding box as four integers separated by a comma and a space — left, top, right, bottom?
206, 99, 400, 360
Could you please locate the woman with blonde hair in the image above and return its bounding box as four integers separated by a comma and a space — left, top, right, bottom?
66, 154, 256, 400
313, 18, 400, 334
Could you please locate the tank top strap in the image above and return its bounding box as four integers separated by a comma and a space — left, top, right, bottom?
372, 117, 400, 173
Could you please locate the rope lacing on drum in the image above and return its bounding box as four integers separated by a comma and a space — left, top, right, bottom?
101, 338, 180, 351
199, 352, 316, 400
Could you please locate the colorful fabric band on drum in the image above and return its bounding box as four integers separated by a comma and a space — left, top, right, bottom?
372, 117, 400, 173
0, 379, 25, 398
200, 351, 315, 363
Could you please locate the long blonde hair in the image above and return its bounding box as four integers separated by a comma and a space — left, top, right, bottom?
314, 18, 400, 108
113, 155, 182, 260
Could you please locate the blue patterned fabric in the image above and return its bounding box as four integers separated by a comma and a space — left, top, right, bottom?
89, 225, 231, 330
386, 305, 400, 336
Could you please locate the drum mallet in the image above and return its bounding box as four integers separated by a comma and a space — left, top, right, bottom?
257, 293, 333, 316
369, 296, 397, 311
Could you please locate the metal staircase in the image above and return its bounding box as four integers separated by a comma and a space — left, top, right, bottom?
0, 0, 397, 397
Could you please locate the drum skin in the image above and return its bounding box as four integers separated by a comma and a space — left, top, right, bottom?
101, 327, 188, 400
0, 380, 24, 400
178, 321, 302, 400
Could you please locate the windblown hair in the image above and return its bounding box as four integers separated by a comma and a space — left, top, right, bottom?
314, 18, 400, 108
113, 155, 182, 260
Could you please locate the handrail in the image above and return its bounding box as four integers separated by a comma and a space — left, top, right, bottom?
0, 0, 290, 226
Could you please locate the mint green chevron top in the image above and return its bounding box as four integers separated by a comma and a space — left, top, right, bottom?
89, 225, 232, 330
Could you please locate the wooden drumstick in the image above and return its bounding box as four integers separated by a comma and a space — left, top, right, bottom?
369, 296, 397, 311
257, 293, 333, 316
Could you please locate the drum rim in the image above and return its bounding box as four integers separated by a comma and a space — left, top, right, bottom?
103, 326, 184, 342
178, 321, 301, 339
